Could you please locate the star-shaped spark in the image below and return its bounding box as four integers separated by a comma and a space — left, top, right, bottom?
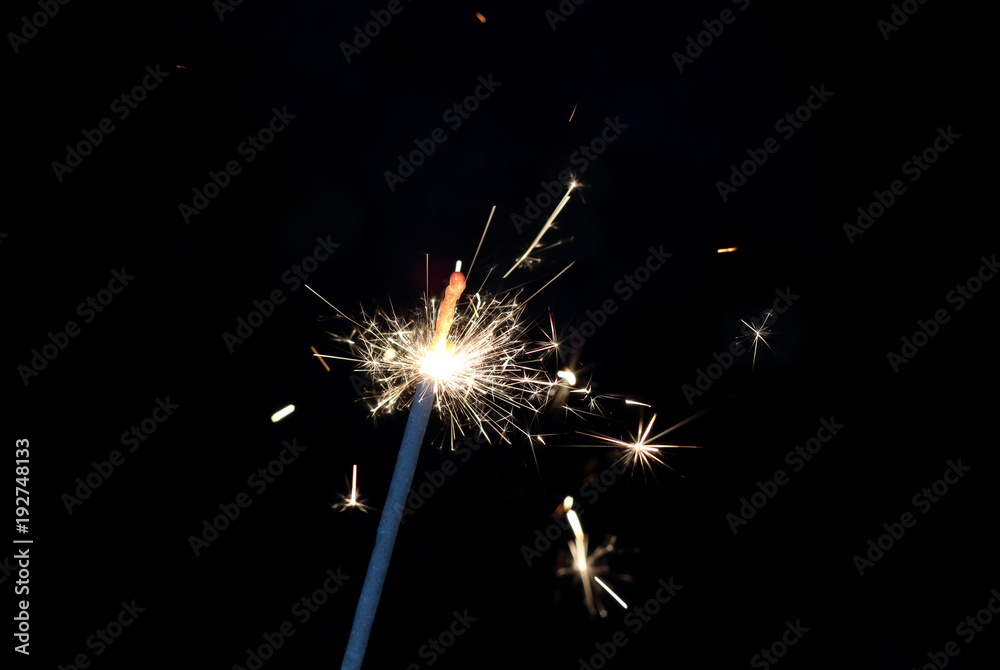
331, 464, 374, 513
578, 412, 702, 479
740, 310, 777, 370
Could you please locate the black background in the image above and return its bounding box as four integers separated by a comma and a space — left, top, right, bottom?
6, 1, 996, 668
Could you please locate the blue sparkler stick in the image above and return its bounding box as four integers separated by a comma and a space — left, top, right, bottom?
341, 376, 435, 670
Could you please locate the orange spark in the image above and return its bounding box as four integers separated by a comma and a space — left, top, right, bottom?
311, 345, 331, 372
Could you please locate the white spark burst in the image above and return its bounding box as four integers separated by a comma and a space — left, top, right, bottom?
578, 411, 704, 479
307, 280, 562, 446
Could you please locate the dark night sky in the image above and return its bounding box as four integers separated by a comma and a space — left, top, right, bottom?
7, 1, 997, 669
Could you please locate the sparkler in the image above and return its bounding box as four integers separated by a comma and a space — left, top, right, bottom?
339, 266, 467, 670
329, 248, 568, 667
311, 186, 585, 666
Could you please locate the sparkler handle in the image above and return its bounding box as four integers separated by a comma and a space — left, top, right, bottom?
341, 377, 435, 670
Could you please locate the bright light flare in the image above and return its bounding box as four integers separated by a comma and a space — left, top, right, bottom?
717, 246, 738, 253
419, 341, 461, 380
557, 369, 577, 386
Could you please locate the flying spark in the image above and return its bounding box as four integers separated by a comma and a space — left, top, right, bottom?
311, 345, 331, 371
270, 404, 295, 422
557, 501, 628, 618
332, 464, 372, 513
579, 412, 702, 479
740, 310, 776, 370
504, 179, 579, 278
